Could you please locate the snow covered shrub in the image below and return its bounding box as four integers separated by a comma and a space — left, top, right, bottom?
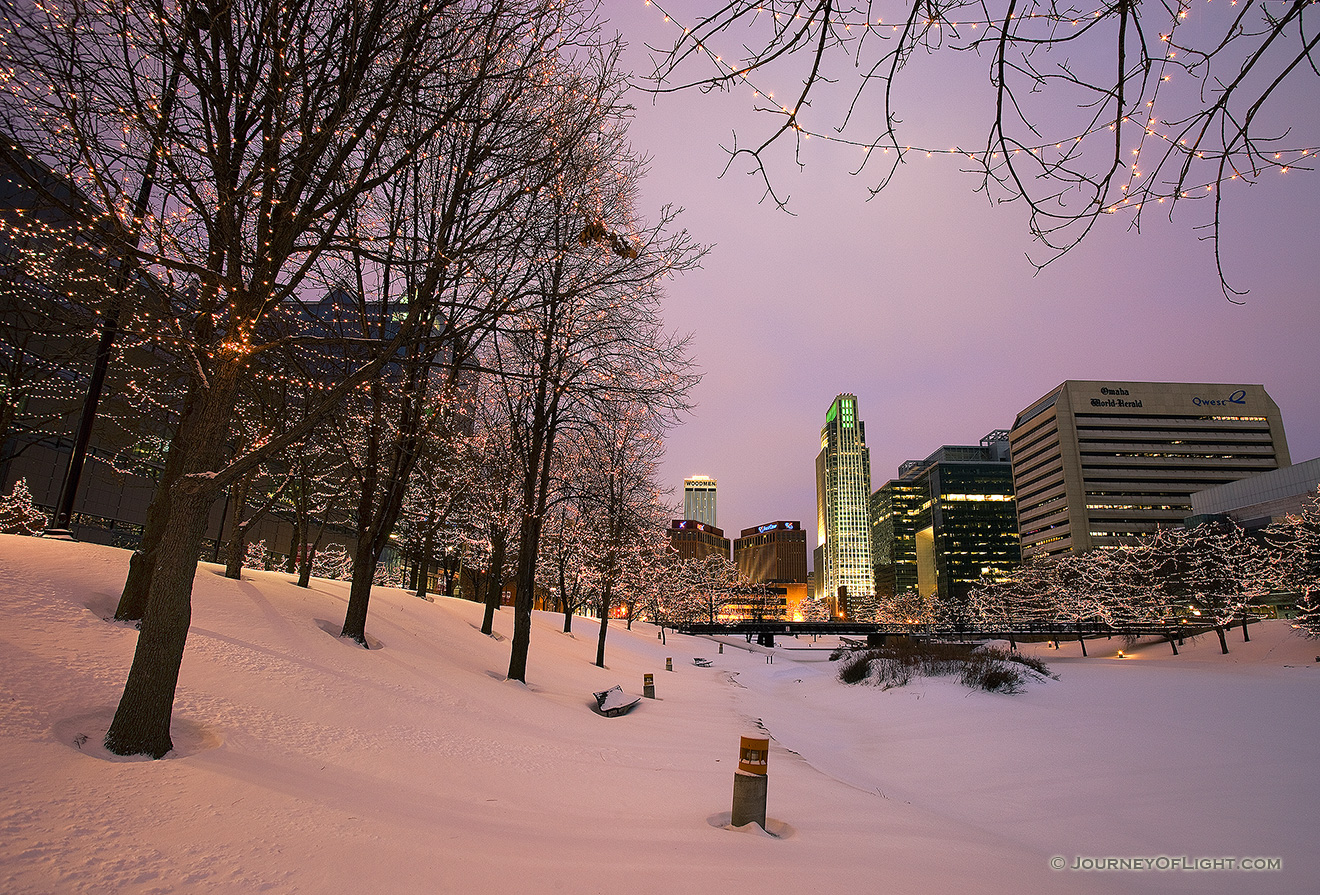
962, 663, 1024, 694
835, 640, 1052, 693
997, 649, 1055, 678
0, 479, 47, 535
837, 651, 875, 684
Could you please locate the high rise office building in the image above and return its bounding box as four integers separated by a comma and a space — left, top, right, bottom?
665, 519, 731, 561
869, 476, 925, 600
683, 475, 717, 527
1010, 380, 1290, 559
870, 431, 1020, 614
733, 521, 808, 584
815, 394, 875, 611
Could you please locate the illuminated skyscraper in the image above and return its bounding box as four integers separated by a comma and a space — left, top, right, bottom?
683, 475, 717, 526
815, 394, 874, 612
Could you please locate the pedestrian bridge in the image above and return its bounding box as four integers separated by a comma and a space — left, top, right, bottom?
674, 618, 1257, 652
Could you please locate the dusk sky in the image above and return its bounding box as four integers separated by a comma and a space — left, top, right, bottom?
607, 2, 1319, 551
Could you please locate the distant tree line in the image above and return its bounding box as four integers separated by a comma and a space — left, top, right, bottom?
856, 491, 1320, 648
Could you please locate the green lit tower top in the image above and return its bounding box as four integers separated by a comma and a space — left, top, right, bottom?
815, 394, 875, 609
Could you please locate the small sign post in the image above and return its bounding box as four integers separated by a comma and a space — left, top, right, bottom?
731, 734, 769, 829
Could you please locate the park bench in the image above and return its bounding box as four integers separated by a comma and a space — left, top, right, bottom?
593, 685, 640, 717
692, 657, 712, 667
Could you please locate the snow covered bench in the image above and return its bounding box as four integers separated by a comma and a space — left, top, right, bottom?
692, 657, 712, 667
593, 685, 641, 717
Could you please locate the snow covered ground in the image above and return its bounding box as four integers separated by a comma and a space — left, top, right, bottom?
2, 534, 1316, 894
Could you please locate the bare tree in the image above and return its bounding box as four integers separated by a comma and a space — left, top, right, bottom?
639, 1, 1318, 294
1, 0, 586, 756
493, 57, 702, 682
327, 3, 618, 646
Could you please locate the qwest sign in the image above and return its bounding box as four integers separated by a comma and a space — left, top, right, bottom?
1192, 389, 1247, 408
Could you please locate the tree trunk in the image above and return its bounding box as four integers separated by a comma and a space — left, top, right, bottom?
1241, 617, 1250, 642
558, 553, 573, 633
298, 543, 316, 588
285, 506, 302, 574
104, 337, 243, 756
415, 524, 435, 601
104, 484, 215, 757
481, 525, 506, 635
1168, 634, 1179, 655
297, 509, 335, 589
1216, 625, 1229, 654
223, 475, 252, 580
441, 551, 460, 596
507, 512, 543, 681
1077, 626, 1088, 657
114, 425, 190, 621
341, 535, 381, 646
595, 587, 610, 668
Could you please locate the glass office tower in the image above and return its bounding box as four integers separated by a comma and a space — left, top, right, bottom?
816, 395, 874, 612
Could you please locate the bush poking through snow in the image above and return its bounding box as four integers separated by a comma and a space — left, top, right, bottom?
836, 651, 875, 685
834, 640, 1055, 693
0, 479, 47, 535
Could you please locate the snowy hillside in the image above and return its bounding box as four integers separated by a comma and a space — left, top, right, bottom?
2, 535, 1316, 894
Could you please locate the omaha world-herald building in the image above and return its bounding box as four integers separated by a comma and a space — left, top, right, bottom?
1009, 380, 1290, 559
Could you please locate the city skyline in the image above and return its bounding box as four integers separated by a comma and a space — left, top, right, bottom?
609, 5, 1320, 550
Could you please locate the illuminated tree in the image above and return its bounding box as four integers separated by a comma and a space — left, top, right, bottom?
663, 552, 743, 625
1, 0, 609, 756
0, 477, 46, 535
465, 393, 523, 636
640, 0, 1318, 294
878, 587, 939, 628
1264, 488, 1320, 636
539, 501, 599, 633
564, 403, 674, 666
796, 594, 832, 622
1149, 521, 1268, 653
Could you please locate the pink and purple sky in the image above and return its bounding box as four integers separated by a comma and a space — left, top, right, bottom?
608, 2, 1319, 549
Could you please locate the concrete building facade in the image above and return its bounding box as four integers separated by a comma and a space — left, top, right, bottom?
1010, 380, 1290, 559
1189, 456, 1320, 529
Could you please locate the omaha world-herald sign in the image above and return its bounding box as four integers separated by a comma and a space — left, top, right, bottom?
1086, 382, 1263, 413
